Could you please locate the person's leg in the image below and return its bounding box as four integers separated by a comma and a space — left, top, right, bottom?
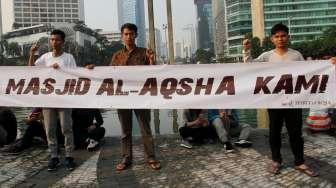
179, 126, 191, 140
43, 108, 58, 158
117, 109, 133, 164
238, 123, 252, 141
134, 109, 155, 161
201, 125, 218, 141
284, 109, 304, 166
58, 108, 74, 158
268, 109, 284, 164
20, 121, 44, 149
211, 118, 229, 143
73, 130, 88, 149
0, 125, 7, 146
88, 127, 105, 141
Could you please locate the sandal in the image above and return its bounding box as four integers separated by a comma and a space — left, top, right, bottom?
116, 161, 131, 171
268, 161, 281, 175
295, 164, 319, 177
148, 159, 161, 170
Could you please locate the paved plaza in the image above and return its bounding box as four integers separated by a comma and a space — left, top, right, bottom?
1, 129, 336, 187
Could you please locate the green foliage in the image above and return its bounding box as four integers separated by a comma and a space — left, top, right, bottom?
7, 42, 21, 57
251, 37, 262, 59
195, 48, 214, 64
290, 26, 336, 59
262, 37, 274, 52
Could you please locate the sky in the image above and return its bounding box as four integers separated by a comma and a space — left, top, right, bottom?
84, 0, 197, 43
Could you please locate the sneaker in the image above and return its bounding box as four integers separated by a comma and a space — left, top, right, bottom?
87, 139, 99, 151
48, 157, 60, 171
180, 140, 193, 149
224, 142, 234, 153
234, 140, 252, 148
65, 157, 76, 171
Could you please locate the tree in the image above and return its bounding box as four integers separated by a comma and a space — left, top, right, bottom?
290, 26, 336, 59
251, 37, 262, 58
262, 37, 273, 52
195, 48, 214, 64
6, 42, 21, 57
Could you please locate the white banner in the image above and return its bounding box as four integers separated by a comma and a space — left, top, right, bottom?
0, 61, 335, 109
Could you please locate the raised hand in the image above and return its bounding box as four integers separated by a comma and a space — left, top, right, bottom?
146, 48, 155, 65
29, 43, 40, 56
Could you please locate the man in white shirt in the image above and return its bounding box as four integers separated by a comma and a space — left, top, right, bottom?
28, 29, 76, 171
243, 23, 321, 177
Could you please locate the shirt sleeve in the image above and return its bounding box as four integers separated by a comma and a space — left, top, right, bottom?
34, 54, 46, 66
242, 50, 268, 63
254, 52, 269, 62
68, 54, 77, 68
298, 53, 304, 61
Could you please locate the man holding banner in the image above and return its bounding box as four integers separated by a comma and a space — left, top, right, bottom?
110, 23, 160, 171
28, 29, 76, 171
243, 23, 322, 177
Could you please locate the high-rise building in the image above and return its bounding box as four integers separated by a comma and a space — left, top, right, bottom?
212, 0, 227, 58
117, 0, 146, 47
194, 0, 214, 50
225, 0, 252, 59
182, 24, 197, 56
99, 31, 121, 43
0, 0, 85, 34
252, 0, 336, 43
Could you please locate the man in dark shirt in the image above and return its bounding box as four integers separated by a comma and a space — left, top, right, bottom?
110, 23, 160, 171
72, 109, 105, 151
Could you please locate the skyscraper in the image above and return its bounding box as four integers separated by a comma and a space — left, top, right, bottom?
117, 0, 146, 47
225, 0, 252, 59
0, 0, 85, 34
212, 0, 227, 58
194, 0, 214, 51
252, 0, 336, 43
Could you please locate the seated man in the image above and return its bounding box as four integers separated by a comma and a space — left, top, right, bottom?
179, 109, 217, 149
5, 108, 65, 153
72, 109, 105, 151
208, 109, 234, 152
0, 107, 17, 146
221, 109, 252, 147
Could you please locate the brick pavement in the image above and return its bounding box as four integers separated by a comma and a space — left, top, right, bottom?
0, 129, 336, 187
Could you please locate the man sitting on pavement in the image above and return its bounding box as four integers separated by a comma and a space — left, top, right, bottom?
208, 109, 234, 152
219, 109, 252, 147
4, 108, 66, 154
72, 109, 105, 151
179, 109, 217, 149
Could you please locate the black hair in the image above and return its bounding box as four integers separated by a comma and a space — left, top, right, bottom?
271, 23, 289, 35
121, 23, 138, 34
50, 29, 66, 41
